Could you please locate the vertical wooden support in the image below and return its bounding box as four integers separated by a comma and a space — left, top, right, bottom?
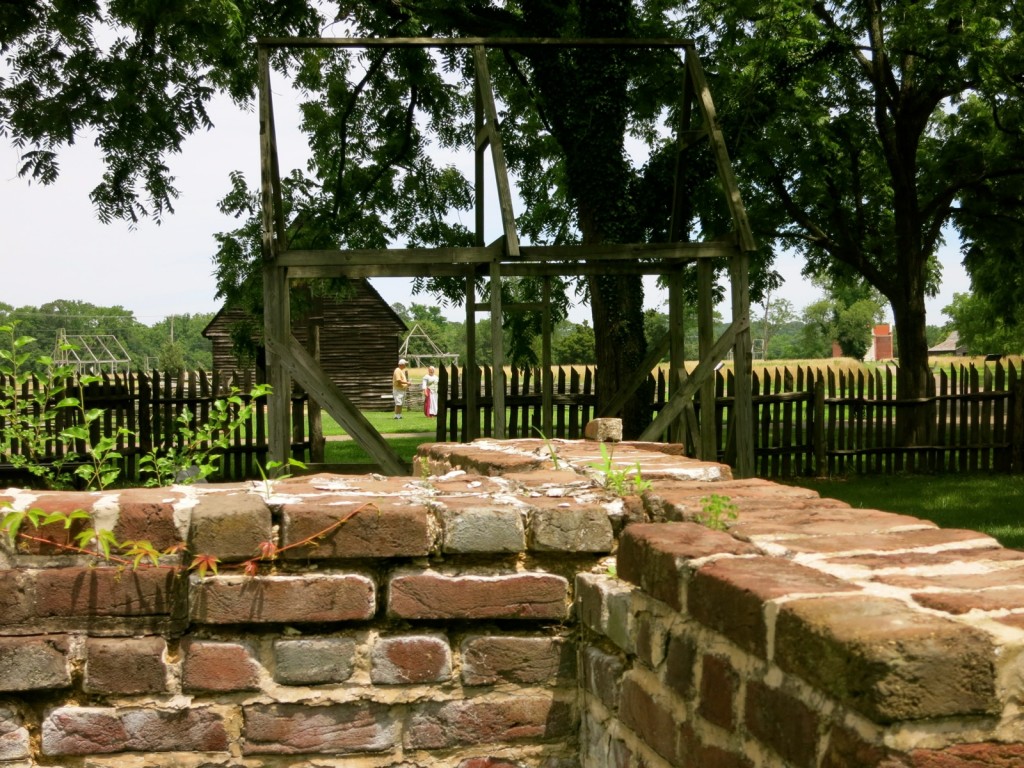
258, 45, 290, 467
729, 251, 754, 477
542, 276, 553, 437
697, 260, 717, 460
490, 259, 506, 438
667, 268, 685, 446
464, 271, 478, 441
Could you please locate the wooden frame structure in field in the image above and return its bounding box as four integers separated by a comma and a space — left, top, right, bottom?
256, 36, 757, 477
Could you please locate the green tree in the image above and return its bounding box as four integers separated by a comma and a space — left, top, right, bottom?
944, 293, 1024, 356
682, 0, 1024, 440
552, 320, 596, 365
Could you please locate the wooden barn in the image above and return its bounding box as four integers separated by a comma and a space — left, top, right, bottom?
202, 280, 408, 410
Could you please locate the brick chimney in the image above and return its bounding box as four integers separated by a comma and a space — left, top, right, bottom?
873, 324, 893, 361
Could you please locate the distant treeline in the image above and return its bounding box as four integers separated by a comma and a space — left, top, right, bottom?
0, 300, 213, 372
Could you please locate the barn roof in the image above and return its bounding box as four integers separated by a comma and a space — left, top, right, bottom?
202, 279, 407, 339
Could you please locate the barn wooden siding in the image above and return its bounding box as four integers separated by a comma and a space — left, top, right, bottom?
202, 280, 407, 411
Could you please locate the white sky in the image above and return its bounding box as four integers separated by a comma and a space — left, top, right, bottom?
0, 87, 969, 330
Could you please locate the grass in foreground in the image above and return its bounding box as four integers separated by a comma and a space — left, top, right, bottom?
321, 410, 437, 436
786, 474, 1024, 550
323, 436, 433, 466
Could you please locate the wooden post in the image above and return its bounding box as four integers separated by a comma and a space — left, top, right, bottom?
490, 259, 506, 439
667, 267, 685, 446
729, 250, 754, 477
697, 259, 717, 460
813, 372, 826, 476
465, 271, 478, 441
542, 276, 553, 438
258, 45, 290, 468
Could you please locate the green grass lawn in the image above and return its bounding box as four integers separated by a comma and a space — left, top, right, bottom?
323, 435, 434, 465
786, 474, 1024, 550
321, 409, 438, 436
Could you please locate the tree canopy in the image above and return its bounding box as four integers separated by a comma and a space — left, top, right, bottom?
4, 0, 1022, 443
681, 0, 1024, 438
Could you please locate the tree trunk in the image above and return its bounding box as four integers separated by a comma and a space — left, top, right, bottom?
890, 282, 934, 448
587, 273, 650, 438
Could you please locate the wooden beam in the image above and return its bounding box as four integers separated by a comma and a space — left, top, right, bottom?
489, 259, 506, 438
598, 331, 671, 420
686, 52, 757, 253
465, 271, 478, 440
265, 334, 407, 476
639, 318, 747, 442
519, 241, 736, 261
697, 259, 717, 460
287, 261, 707, 281
542, 276, 553, 437
262, 265, 291, 467
729, 251, 755, 477
276, 240, 738, 274
473, 45, 520, 258
258, 37, 697, 50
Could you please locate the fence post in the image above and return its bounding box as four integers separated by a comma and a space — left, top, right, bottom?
1013, 374, 1024, 473
813, 372, 826, 476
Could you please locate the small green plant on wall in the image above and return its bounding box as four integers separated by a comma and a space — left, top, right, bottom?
138, 384, 272, 487
593, 443, 652, 496
698, 494, 738, 531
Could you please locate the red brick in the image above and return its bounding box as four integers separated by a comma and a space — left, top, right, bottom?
820, 725, 900, 768
913, 588, 1024, 615
418, 442, 549, 476
371, 634, 452, 684
242, 702, 397, 754
41, 706, 227, 755
775, 595, 997, 723
618, 523, 759, 610
188, 491, 272, 562
388, 571, 568, 620
190, 573, 375, 624
773, 527, 995, 557
678, 725, 755, 768
872, 566, 1024, 590
0, 635, 70, 691
689, 556, 856, 658
462, 635, 575, 686
581, 646, 625, 710
34, 567, 178, 618
0, 705, 30, 761
907, 742, 1024, 767
181, 639, 260, 692
0, 570, 31, 625
618, 675, 679, 764
280, 498, 433, 559
665, 631, 697, 699
405, 696, 575, 749
825, 547, 1024, 570
5, 492, 94, 555
744, 681, 819, 768
84, 637, 168, 694
699, 654, 737, 730
113, 488, 187, 551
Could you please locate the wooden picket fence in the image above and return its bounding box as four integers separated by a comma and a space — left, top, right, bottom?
438, 358, 1024, 477
0, 370, 310, 485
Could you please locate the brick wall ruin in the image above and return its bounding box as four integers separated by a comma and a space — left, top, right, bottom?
2, 438, 1023, 767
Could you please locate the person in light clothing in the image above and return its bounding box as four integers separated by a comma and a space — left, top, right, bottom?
421, 365, 439, 417
392, 358, 410, 419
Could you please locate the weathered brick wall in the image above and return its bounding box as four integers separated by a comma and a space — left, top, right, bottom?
3, 437, 1024, 767
577, 477, 1024, 767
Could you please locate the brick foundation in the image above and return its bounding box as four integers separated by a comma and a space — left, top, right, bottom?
1, 438, 1023, 766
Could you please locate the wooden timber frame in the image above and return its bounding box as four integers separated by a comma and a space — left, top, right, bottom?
256, 36, 757, 477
